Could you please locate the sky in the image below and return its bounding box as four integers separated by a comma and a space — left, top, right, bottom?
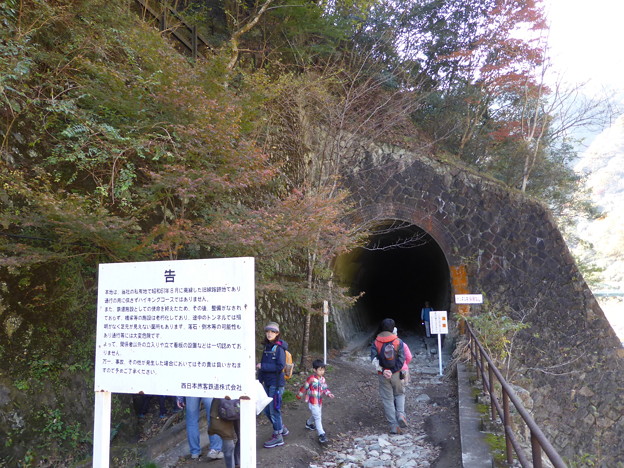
547, 0, 624, 326
545, 0, 624, 96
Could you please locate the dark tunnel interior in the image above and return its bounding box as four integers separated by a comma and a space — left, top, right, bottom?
335, 221, 451, 335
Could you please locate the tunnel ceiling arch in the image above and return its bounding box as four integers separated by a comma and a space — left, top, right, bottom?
335, 220, 450, 332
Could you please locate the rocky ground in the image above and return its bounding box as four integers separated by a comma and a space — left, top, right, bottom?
141, 330, 462, 468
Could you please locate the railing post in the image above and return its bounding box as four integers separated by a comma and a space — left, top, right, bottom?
503, 390, 513, 464
479, 350, 486, 392
471, 333, 475, 364
159, 9, 167, 32
532, 432, 543, 468
191, 25, 197, 61
488, 364, 496, 421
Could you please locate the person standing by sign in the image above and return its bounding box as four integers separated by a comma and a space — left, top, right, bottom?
421, 301, 433, 338
208, 398, 240, 468
257, 321, 290, 448
138, 394, 167, 419
176, 396, 224, 460
370, 318, 406, 434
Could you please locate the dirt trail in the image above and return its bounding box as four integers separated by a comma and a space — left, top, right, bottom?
147, 331, 461, 467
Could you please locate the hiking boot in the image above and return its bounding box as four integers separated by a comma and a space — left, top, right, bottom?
263, 433, 284, 448
305, 421, 316, 431
390, 425, 402, 435
318, 433, 328, 444
281, 425, 290, 437
398, 413, 408, 428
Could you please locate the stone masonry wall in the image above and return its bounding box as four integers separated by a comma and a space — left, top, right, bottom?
341, 142, 624, 466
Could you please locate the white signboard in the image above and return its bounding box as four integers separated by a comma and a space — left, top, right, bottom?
94, 257, 255, 398
430, 310, 448, 335
455, 294, 483, 304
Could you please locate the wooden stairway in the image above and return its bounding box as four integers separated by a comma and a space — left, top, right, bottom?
133, 0, 211, 60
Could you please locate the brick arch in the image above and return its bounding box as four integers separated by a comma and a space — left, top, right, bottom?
348, 202, 473, 324
352, 202, 457, 265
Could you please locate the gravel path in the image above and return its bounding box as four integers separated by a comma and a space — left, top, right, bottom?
147, 331, 461, 467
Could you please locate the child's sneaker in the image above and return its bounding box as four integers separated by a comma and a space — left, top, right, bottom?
318, 433, 328, 444
281, 425, 290, 437
263, 433, 284, 448
305, 421, 316, 431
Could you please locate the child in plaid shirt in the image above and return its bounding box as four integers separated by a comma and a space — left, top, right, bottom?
296, 359, 335, 444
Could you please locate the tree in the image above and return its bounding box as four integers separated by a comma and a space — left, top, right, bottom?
407, 0, 548, 161
225, 0, 275, 70
251, 32, 432, 363
487, 53, 617, 193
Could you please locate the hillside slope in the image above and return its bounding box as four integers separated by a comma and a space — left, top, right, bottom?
575, 114, 624, 290
574, 114, 624, 342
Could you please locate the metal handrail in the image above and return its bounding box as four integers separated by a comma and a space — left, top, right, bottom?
465, 321, 567, 468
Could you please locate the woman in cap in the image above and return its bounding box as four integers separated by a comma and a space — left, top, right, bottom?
256, 321, 290, 448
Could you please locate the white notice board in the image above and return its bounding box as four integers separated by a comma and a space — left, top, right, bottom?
455, 294, 483, 304
430, 310, 448, 335
94, 257, 255, 398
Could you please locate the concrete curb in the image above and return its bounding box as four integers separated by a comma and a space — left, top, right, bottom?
457, 362, 493, 467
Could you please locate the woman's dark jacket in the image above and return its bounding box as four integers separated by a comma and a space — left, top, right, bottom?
258, 339, 288, 387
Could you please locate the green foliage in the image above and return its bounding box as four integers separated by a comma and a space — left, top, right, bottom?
138, 463, 160, 468
573, 251, 605, 289
566, 453, 598, 467
282, 389, 296, 403
14, 379, 29, 391
484, 432, 508, 467
38, 408, 87, 449
467, 306, 530, 373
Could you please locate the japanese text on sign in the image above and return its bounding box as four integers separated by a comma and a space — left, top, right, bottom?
94, 258, 255, 398
454, 294, 483, 304
430, 311, 448, 335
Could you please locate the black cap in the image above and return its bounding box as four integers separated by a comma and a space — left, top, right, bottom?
381, 318, 395, 332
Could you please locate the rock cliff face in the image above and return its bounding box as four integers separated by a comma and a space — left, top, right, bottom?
331, 140, 624, 465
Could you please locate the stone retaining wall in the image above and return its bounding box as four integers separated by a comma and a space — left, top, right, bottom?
340, 142, 624, 466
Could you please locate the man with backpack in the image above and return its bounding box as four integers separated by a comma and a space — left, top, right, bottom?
370, 318, 407, 434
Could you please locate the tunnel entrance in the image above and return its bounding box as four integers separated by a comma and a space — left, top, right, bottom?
336, 221, 451, 335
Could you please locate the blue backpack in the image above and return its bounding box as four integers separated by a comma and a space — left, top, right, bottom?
375, 338, 402, 371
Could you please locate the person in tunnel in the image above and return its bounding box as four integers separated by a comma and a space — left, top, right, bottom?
421, 301, 433, 338
370, 318, 407, 434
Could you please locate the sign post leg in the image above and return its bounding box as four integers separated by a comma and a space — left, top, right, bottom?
323, 300, 328, 364
437, 334, 443, 376
93, 391, 111, 468
240, 398, 256, 467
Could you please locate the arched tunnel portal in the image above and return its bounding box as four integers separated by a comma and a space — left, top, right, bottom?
335, 221, 451, 335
